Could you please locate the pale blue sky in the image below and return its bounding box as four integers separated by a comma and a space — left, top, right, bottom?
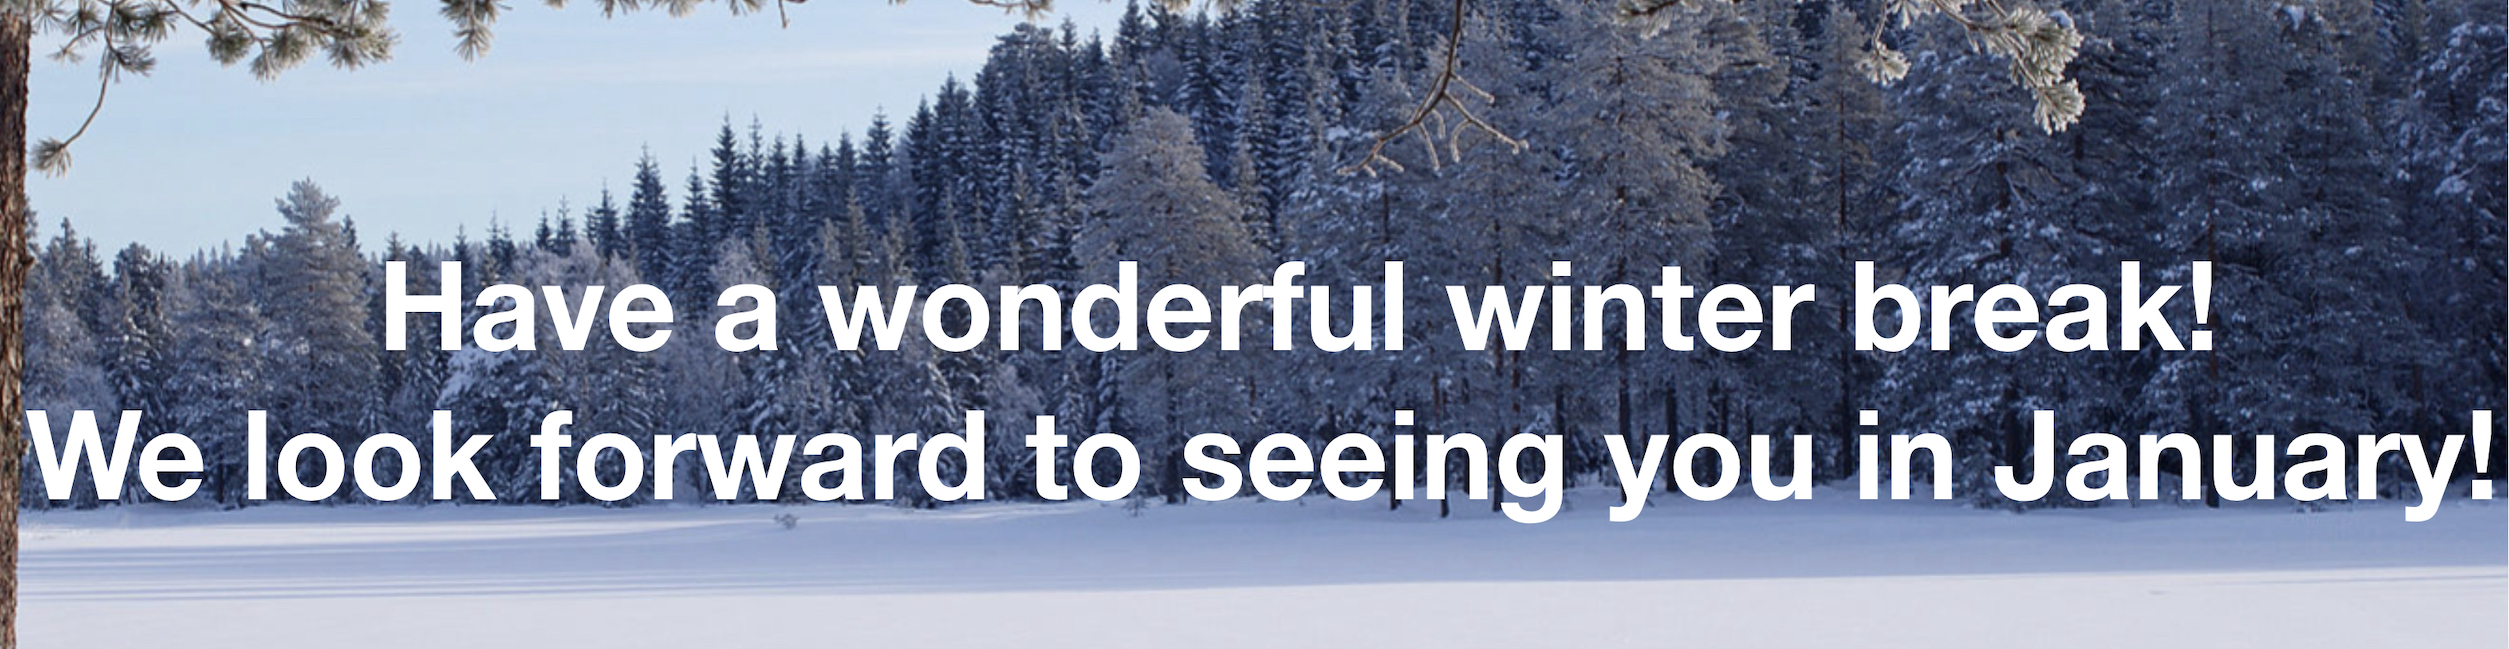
25, 0, 1128, 254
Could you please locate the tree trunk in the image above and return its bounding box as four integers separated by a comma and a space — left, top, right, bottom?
1662, 381, 1679, 497
1615, 364, 1630, 487
0, 11, 31, 649
1552, 385, 1568, 488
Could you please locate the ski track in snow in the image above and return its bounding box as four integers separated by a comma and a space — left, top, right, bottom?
23, 487, 2507, 648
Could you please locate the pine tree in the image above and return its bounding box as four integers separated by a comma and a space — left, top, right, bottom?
245, 182, 381, 502
1700, 1, 1896, 482
1550, 3, 1730, 485
2389, 0, 2506, 476
626, 152, 676, 282
588, 187, 624, 260
859, 112, 899, 230
103, 244, 174, 500
21, 223, 115, 508
1083, 108, 1267, 501
675, 165, 721, 303
162, 254, 267, 507
32, 220, 108, 338
374, 240, 448, 497
709, 119, 752, 241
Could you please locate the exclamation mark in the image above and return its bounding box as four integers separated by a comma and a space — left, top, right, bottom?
2474, 410, 2493, 500
2190, 261, 2213, 351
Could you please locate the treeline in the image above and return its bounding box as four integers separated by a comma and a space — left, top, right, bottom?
21, 0, 2503, 509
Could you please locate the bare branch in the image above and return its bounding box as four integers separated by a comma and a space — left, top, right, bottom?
1338, 0, 1525, 176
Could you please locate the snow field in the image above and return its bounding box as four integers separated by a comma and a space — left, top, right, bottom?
23, 486, 2507, 648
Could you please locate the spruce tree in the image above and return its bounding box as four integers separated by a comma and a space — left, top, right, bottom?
626, 152, 677, 282
588, 187, 624, 260
103, 244, 173, 499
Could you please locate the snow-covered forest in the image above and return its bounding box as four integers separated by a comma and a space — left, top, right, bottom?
17, 0, 2505, 509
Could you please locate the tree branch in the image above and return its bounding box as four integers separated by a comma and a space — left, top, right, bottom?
1338, 0, 1524, 176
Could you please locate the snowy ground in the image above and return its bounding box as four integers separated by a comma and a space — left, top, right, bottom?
23, 488, 2507, 648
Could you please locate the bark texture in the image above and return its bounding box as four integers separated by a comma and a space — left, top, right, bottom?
0, 11, 32, 649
